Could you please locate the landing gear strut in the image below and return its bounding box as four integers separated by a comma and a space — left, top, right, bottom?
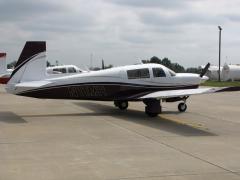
143, 99, 161, 117
114, 100, 128, 110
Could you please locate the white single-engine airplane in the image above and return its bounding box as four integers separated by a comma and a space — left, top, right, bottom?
6, 41, 240, 117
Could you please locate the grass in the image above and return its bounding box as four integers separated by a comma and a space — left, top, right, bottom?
201, 80, 240, 87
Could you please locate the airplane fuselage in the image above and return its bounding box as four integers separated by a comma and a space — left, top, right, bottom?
9, 64, 204, 101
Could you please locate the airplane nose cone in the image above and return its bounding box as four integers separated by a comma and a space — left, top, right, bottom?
201, 75, 209, 83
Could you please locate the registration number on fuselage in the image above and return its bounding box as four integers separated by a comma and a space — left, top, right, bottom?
68, 85, 107, 98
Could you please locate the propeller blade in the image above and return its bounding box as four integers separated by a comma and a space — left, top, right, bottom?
200, 63, 210, 77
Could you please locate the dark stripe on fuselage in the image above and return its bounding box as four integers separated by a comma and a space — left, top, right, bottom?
17, 82, 199, 101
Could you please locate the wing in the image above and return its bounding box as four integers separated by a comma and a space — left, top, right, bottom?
139, 87, 240, 99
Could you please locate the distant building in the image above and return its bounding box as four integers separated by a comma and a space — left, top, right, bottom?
204, 63, 240, 81
205, 65, 223, 81
222, 64, 240, 81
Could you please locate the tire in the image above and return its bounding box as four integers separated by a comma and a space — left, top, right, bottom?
178, 103, 187, 112
146, 112, 158, 117
144, 100, 161, 117
117, 101, 128, 110
114, 101, 119, 107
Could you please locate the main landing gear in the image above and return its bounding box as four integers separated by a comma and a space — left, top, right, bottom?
114, 97, 188, 117
143, 99, 161, 117
114, 100, 128, 110
143, 97, 188, 117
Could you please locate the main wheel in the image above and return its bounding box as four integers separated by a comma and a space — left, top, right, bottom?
146, 112, 159, 117
178, 102, 187, 112
144, 99, 161, 117
114, 101, 128, 110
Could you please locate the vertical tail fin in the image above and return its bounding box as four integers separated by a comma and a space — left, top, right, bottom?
8, 41, 46, 84
0, 53, 7, 75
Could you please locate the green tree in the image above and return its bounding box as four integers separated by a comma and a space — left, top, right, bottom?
142, 59, 150, 64
186, 67, 202, 74
150, 56, 161, 64
161, 58, 172, 69
171, 63, 185, 73
104, 64, 113, 69
46, 61, 52, 67
142, 56, 186, 73
7, 61, 17, 69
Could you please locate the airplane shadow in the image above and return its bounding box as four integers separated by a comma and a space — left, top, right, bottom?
0, 111, 27, 123
21, 102, 216, 137
72, 102, 216, 137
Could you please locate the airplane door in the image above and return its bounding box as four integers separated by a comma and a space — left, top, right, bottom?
151, 67, 170, 85
120, 70, 126, 80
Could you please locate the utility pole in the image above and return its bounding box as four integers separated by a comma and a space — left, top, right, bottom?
90, 53, 93, 69
218, 26, 222, 82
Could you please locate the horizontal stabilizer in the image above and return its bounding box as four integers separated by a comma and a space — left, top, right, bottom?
15, 81, 52, 88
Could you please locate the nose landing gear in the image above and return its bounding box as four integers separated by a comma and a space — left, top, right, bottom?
177, 97, 188, 112
178, 102, 187, 112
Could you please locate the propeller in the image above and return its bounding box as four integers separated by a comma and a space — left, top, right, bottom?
200, 62, 210, 77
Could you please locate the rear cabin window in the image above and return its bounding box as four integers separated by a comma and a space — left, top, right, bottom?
127, 68, 150, 79
68, 67, 77, 73
153, 68, 166, 77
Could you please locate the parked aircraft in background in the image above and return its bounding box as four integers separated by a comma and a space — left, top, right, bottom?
47, 65, 87, 74
204, 65, 222, 80
0, 54, 87, 84
6, 42, 240, 117
0, 53, 13, 84
205, 64, 240, 81
222, 64, 240, 81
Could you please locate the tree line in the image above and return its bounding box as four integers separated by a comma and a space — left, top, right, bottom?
142, 56, 202, 74
7, 56, 202, 74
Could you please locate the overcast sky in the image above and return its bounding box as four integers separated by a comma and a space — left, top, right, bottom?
0, 0, 240, 68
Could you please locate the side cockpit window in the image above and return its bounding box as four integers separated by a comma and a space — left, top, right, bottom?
153, 68, 166, 77
68, 67, 77, 73
127, 68, 150, 79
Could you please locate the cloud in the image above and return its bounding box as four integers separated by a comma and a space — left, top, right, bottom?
1, 0, 240, 68
0, 0, 66, 22
107, 0, 188, 9
140, 12, 221, 28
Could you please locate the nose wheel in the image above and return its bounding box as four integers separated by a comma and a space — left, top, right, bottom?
178, 102, 187, 112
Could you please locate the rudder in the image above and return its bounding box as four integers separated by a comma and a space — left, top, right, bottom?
8, 41, 47, 84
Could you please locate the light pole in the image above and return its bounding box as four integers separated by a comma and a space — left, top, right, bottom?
90, 53, 93, 69
218, 26, 222, 82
